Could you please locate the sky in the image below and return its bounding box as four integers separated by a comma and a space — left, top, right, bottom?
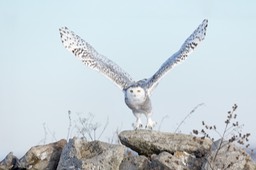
0, 0, 256, 159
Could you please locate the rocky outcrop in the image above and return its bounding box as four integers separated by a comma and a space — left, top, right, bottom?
19, 139, 66, 170
202, 139, 256, 170
0, 139, 66, 170
119, 130, 212, 170
118, 130, 256, 170
57, 137, 126, 170
1, 130, 255, 170
118, 130, 212, 157
0, 152, 19, 170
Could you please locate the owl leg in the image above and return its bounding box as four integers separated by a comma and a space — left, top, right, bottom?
132, 112, 143, 130
145, 113, 157, 130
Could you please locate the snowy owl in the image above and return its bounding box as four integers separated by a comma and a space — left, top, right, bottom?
59, 19, 208, 129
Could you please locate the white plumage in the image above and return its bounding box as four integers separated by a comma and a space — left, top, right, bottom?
59, 19, 208, 129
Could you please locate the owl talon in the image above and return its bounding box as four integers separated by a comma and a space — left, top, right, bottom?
133, 123, 143, 130
145, 120, 157, 130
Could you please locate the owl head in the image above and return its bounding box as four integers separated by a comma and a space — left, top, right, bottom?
125, 86, 147, 101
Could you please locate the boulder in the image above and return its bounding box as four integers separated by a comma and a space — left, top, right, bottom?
119, 155, 151, 170
118, 130, 212, 157
0, 152, 19, 170
57, 137, 126, 170
202, 139, 256, 170
18, 139, 66, 170
151, 151, 203, 170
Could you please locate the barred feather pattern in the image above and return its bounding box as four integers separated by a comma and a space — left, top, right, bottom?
145, 19, 208, 95
59, 20, 208, 129
59, 27, 134, 90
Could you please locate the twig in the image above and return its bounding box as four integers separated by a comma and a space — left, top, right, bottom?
175, 103, 204, 133
66, 110, 72, 140
158, 115, 169, 131
98, 117, 109, 140
42, 122, 47, 144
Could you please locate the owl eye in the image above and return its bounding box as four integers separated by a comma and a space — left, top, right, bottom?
137, 90, 141, 93
130, 90, 133, 93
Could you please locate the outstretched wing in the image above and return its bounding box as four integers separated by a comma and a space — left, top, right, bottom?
59, 27, 134, 90
145, 19, 208, 95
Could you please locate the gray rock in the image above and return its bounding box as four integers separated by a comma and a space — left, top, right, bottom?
119, 150, 203, 170
119, 155, 150, 170
19, 139, 66, 170
118, 130, 212, 157
202, 139, 256, 170
0, 152, 19, 170
57, 137, 126, 170
151, 151, 203, 170
151, 151, 184, 170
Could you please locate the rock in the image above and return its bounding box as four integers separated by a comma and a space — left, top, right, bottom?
119, 149, 202, 170
151, 151, 203, 170
119, 155, 151, 170
57, 137, 126, 170
202, 139, 256, 170
118, 130, 212, 157
0, 152, 19, 170
118, 130, 212, 169
151, 151, 184, 170
2, 130, 255, 170
19, 139, 66, 170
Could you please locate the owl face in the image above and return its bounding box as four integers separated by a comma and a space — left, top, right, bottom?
125, 86, 146, 103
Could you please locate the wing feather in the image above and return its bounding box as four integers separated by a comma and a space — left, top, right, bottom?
145, 19, 208, 94
59, 27, 134, 90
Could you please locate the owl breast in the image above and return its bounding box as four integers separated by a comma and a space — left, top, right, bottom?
124, 86, 152, 114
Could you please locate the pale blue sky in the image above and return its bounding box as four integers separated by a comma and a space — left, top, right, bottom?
1, 1, 256, 159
